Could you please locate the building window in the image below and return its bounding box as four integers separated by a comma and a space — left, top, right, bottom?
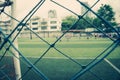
41, 26, 47, 30
32, 22, 38, 25
50, 21, 57, 24
41, 22, 47, 25
32, 28, 38, 30
51, 26, 57, 29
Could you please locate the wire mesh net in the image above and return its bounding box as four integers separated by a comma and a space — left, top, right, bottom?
0, 0, 120, 80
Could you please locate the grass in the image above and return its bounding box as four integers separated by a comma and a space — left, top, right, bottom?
20, 58, 120, 80
18, 37, 120, 80
1, 37, 120, 80
0, 56, 15, 80
18, 37, 120, 59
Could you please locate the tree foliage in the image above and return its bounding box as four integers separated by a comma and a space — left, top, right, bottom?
93, 4, 117, 32
61, 4, 117, 32
61, 15, 77, 30
61, 15, 93, 30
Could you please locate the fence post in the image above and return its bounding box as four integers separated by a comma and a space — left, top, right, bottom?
11, 0, 22, 80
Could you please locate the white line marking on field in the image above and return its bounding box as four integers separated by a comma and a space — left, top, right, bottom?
104, 58, 120, 74
25, 56, 94, 59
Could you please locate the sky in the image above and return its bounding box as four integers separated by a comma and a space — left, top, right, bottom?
14, 0, 120, 22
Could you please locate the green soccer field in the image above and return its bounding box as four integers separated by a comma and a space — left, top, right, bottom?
1, 37, 120, 80
18, 37, 120, 59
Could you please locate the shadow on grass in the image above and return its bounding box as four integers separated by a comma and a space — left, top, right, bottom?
20, 58, 120, 80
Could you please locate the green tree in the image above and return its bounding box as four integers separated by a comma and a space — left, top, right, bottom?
77, 16, 94, 29
93, 4, 117, 32
61, 15, 93, 30
61, 15, 77, 30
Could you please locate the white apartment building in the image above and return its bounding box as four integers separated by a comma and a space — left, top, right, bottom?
0, 20, 11, 35
40, 18, 48, 31
29, 17, 61, 32
28, 10, 61, 32
29, 16, 40, 32
48, 18, 61, 31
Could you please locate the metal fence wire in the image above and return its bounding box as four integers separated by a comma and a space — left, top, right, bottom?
0, 0, 120, 80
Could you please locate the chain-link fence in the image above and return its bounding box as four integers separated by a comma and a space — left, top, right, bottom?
0, 0, 120, 80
